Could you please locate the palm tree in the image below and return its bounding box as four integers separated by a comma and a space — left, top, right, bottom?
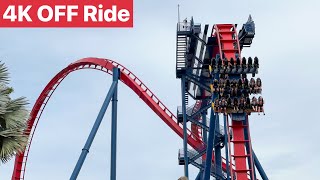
0, 62, 29, 164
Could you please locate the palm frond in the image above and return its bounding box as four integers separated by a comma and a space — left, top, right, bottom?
1, 97, 28, 129
3, 109, 29, 129
0, 128, 27, 137
6, 97, 28, 111
0, 87, 11, 115
0, 62, 29, 164
0, 63, 9, 84
0, 135, 27, 163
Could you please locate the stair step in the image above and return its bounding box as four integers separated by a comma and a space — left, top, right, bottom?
219, 31, 235, 33
229, 125, 248, 128
233, 169, 252, 172
220, 39, 236, 41
231, 140, 249, 143
217, 24, 234, 27
231, 154, 251, 157
222, 49, 239, 51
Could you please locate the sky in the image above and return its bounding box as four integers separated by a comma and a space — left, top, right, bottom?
1, 0, 320, 179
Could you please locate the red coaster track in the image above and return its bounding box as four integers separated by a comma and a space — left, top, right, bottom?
11, 58, 230, 179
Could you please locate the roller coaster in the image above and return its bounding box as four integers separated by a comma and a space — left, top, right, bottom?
11, 15, 268, 180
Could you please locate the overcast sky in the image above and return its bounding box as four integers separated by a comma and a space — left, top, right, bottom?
0, 0, 319, 179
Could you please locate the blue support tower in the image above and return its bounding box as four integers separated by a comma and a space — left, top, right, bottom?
201, 99, 208, 178
111, 68, 120, 180
253, 151, 269, 180
195, 171, 203, 180
214, 115, 222, 179
175, 17, 268, 180
70, 67, 119, 180
223, 115, 230, 180
201, 103, 208, 143
181, 76, 189, 178
203, 110, 217, 180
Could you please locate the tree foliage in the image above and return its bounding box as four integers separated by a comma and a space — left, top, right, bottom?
0, 62, 29, 164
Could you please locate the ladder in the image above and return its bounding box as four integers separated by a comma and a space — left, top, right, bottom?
176, 34, 188, 76
176, 34, 189, 105
214, 24, 241, 59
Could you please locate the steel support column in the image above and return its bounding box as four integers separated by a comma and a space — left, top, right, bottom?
181, 76, 189, 178
70, 68, 119, 180
214, 115, 222, 179
223, 115, 230, 180
110, 68, 120, 180
253, 151, 269, 180
203, 110, 217, 180
201, 99, 208, 143
196, 171, 203, 180
243, 115, 255, 180
201, 99, 208, 175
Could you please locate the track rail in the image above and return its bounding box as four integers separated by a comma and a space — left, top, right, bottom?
12, 57, 229, 179
213, 24, 254, 179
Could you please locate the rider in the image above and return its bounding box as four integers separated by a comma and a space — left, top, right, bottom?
249, 78, 256, 94
211, 58, 216, 71
244, 77, 249, 89
221, 97, 227, 115
248, 57, 253, 70
225, 78, 231, 95
236, 57, 241, 73
251, 96, 258, 111
256, 77, 262, 93
238, 78, 243, 90
242, 57, 247, 72
232, 85, 237, 97
254, 57, 259, 68
214, 98, 219, 112
219, 78, 226, 96
233, 97, 239, 112
257, 96, 265, 115
213, 79, 219, 93
218, 58, 223, 69
246, 97, 251, 110
239, 95, 246, 111
227, 96, 232, 110
237, 85, 242, 97
243, 77, 249, 96
230, 57, 236, 73
223, 58, 229, 73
